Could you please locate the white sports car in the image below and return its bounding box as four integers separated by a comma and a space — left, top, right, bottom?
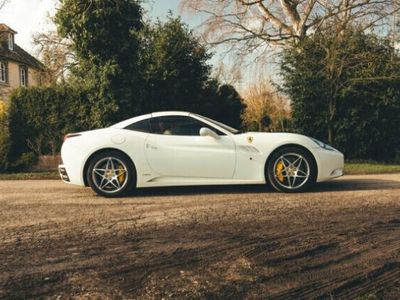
59, 111, 344, 197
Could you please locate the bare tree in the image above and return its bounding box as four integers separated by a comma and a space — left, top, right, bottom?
213, 61, 243, 86
0, 0, 9, 10
242, 77, 291, 131
26, 135, 44, 157
181, 0, 400, 53
33, 31, 75, 84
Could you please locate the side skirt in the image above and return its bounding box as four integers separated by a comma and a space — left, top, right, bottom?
137, 176, 265, 188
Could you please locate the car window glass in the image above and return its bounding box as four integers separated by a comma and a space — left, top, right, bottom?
149, 116, 224, 136
124, 119, 150, 133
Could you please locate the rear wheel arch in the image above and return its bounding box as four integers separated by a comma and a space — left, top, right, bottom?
83, 148, 137, 187
264, 144, 318, 182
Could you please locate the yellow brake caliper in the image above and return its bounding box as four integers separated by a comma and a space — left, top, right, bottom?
276, 160, 284, 183
118, 164, 126, 184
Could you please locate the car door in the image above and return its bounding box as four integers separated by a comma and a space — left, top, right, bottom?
144, 115, 236, 178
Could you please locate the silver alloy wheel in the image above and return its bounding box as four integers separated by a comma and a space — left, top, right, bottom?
273, 153, 310, 190
91, 157, 129, 194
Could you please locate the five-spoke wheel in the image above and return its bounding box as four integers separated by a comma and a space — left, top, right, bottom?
267, 147, 316, 192
87, 150, 136, 197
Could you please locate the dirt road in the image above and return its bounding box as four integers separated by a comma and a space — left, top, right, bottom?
0, 174, 399, 299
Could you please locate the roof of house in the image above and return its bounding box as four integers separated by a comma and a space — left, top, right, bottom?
0, 24, 44, 70
0, 43, 44, 70
0, 24, 17, 34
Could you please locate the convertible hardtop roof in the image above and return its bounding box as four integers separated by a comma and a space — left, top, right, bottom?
110, 111, 240, 135
110, 111, 191, 129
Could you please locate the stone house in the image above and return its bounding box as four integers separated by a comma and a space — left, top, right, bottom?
0, 24, 44, 102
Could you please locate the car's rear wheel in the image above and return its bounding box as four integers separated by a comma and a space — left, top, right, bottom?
267, 147, 317, 193
87, 150, 136, 197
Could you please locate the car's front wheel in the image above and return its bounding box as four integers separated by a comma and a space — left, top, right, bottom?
87, 150, 136, 197
266, 147, 317, 192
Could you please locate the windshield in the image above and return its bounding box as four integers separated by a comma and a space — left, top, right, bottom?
193, 114, 241, 134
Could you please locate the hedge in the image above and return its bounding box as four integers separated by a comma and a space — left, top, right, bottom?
5, 86, 92, 170
0, 102, 10, 171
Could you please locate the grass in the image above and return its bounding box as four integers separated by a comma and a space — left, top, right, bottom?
344, 161, 400, 175
0, 171, 59, 180
0, 162, 399, 180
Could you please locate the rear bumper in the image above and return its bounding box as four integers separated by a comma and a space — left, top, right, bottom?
60, 140, 87, 186
58, 165, 70, 183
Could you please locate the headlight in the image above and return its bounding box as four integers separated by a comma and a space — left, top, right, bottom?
310, 138, 336, 151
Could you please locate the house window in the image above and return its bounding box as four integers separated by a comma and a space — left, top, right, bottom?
19, 66, 27, 86
8, 33, 14, 50
0, 62, 7, 83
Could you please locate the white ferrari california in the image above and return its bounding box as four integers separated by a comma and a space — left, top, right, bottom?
59, 111, 344, 197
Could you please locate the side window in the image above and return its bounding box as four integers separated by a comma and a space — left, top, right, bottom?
149, 116, 224, 136
125, 119, 150, 133
8, 33, 14, 51
19, 65, 28, 87
0, 62, 7, 83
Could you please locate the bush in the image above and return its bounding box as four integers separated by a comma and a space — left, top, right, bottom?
11, 152, 38, 171
7, 86, 92, 170
0, 102, 10, 171
281, 29, 400, 161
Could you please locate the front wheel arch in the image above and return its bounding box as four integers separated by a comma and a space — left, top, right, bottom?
83, 148, 137, 188
264, 144, 318, 183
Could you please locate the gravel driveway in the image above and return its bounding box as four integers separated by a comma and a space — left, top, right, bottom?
0, 174, 399, 299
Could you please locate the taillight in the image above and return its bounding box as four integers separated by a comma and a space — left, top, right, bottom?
64, 133, 81, 142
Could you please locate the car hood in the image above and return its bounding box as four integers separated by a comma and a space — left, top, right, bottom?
233, 131, 319, 151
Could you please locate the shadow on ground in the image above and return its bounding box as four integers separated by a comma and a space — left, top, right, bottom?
131, 177, 400, 197
314, 178, 400, 192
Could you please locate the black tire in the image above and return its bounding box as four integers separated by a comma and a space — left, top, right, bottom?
266, 146, 317, 193
87, 150, 136, 197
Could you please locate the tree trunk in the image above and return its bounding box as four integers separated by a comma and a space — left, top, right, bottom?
328, 123, 334, 145
327, 94, 336, 145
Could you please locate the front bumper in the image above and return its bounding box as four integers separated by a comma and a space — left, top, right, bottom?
315, 148, 344, 182
58, 165, 70, 182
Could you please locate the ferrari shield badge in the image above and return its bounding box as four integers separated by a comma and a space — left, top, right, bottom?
247, 136, 254, 144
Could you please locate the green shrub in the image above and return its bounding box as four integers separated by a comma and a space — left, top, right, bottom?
11, 152, 38, 171
281, 29, 400, 161
0, 102, 10, 171
7, 85, 92, 170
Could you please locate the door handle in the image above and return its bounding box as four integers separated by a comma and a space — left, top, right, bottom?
146, 143, 158, 150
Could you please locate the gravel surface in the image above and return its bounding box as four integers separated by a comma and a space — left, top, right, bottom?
0, 174, 399, 299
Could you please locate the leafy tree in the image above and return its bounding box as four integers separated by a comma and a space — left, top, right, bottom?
140, 16, 244, 128
336, 79, 400, 161
281, 28, 400, 161
54, 4, 243, 128
201, 80, 243, 128
55, 0, 144, 126
140, 17, 211, 113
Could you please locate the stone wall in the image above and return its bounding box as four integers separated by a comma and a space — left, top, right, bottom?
0, 83, 12, 103
0, 61, 42, 103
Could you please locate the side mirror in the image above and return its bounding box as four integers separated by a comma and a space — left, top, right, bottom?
199, 127, 219, 139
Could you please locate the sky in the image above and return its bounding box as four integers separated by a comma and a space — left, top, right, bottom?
0, 0, 202, 54
0, 0, 57, 51
0, 0, 252, 89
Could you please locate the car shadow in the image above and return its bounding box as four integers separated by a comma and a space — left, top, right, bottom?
130, 177, 400, 197
312, 177, 400, 192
